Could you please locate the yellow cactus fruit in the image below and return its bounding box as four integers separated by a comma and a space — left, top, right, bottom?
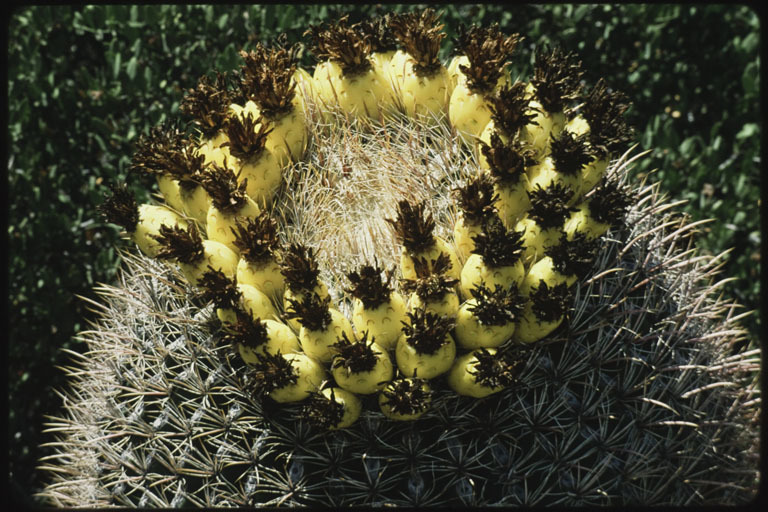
303, 387, 362, 430
246, 351, 325, 403
285, 292, 354, 363
280, 243, 330, 333
331, 332, 393, 395
222, 311, 300, 364
564, 177, 634, 242
379, 376, 433, 421
403, 252, 461, 319
520, 232, 600, 295
518, 182, 578, 263
513, 281, 570, 344
395, 308, 456, 380
454, 283, 525, 350
447, 348, 521, 398
453, 172, 499, 261
231, 213, 286, 301
196, 268, 277, 326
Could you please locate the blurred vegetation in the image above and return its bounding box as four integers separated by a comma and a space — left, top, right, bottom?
8, 4, 759, 507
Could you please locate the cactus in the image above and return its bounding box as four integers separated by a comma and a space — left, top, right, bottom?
37, 10, 758, 507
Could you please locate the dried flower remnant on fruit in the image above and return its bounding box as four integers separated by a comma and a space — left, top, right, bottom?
285, 292, 333, 332
401, 253, 458, 302
231, 213, 281, 265
197, 267, 243, 310
401, 308, 455, 355
488, 82, 539, 137
98, 183, 140, 233
527, 183, 578, 230
467, 283, 525, 326
180, 71, 234, 138
480, 133, 537, 186
245, 351, 299, 399
346, 263, 396, 309
471, 215, 525, 268
454, 173, 498, 224
550, 131, 594, 177
580, 78, 634, 158
130, 124, 206, 190
588, 177, 634, 227
331, 331, 380, 375
303, 389, 346, 429
238, 37, 299, 118
152, 223, 205, 264
222, 112, 273, 163
470, 348, 521, 389
381, 377, 433, 416
454, 23, 521, 94
387, 200, 437, 254
359, 14, 398, 54
280, 243, 323, 293
222, 310, 270, 351
531, 46, 584, 114
546, 232, 600, 279
390, 8, 446, 76
530, 281, 570, 323
199, 163, 250, 215
306, 15, 373, 76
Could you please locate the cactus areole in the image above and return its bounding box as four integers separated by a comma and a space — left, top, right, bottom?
52, 7, 758, 508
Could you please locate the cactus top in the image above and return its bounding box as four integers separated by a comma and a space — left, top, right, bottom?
246, 351, 299, 398
453, 23, 521, 94
359, 14, 398, 54
222, 310, 271, 352
587, 178, 634, 227
580, 78, 634, 159
130, 124, 205, 189
467, 283, 526, 326
380, 377, 432, 416
303, 389, 346, 429
546, 232, 601, 279
469, 348, 521, 389
346, 263, 395, 309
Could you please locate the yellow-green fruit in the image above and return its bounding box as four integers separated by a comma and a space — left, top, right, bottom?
447, 54, 470, 90
319, 387, 362, 430
351, 292, 408, 351
217, 283, 278, 326
264, 96, 307, 165
379, 378, 432, 421
400, 236, 461, 282
300, 308, 355, 363
454, 299, 516, 350
564, 203, 611, 241
516, 217, 563, 264
178, 239, 239, 287
179, 184, 212, 230
206, 199, 261, 256
459, 252, 525, 299
581, 157, 609, 195
387, 49, 409, 102
476, 120, 510, 168
447, 349, 506, 398
236, 257, 285, 303
313, 60, 387, 120
199, 145, 228, 168
292, 67, 316, 115
133, 205, 187, 258
369, 50, 398, 112
521, 99, 565, 156
565, 114, 590, 136
448, 72, 509, 144
395, 331, 456, 380
398, 58, 453, 120
494, 179, 532, 230
283, 283, 330, 333
237, 319, 301, 364
408, 290, 460, 320
268, 353, 325, 403
156, 175, 185, 214
453, 214, 483, 262
520, 256, 576, 296
513, 301, 564, 344
527, 157, 582, 200
332, 341, 393, 395
235, 150, 283, 208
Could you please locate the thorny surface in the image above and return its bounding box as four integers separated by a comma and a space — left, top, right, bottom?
38, 94, 760, 507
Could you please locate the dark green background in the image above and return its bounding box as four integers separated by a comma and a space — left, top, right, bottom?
8, 5, 760, 507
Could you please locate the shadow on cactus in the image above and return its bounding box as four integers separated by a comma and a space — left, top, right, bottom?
38, 8, 759, 507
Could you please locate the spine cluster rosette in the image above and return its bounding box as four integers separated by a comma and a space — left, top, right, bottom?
40, 8, 758, 508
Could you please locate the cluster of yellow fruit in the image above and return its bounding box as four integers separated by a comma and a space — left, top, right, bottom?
100, 9, 633, 430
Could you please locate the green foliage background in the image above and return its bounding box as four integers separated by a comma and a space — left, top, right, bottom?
8, 4, 760, 506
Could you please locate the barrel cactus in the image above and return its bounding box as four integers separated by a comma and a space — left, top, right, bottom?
38, 9, 759, 507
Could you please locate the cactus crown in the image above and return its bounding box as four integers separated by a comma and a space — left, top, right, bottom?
285, 291, 332, 332
529, 281, 570, 323
359, 14, 398, 54
581, 78, 633, 158
231, 213, 280, 264
98, 183, 139, 233
549, 130, 594, 176
454, 23, 521, 94
546, 232, 600, 278
246, 351, 299, 399
532, 46, 584, 113
303, 389, 345, 430
199, 162, 249, 214
390, 8, 445, 76
387, 200, 436, 254
488, 81, 538, 136
471, 215, 525, 268
346, 262, 394, 309
527, 183, 577, 229
222, 112, 272, 162
179, 71, 233, 138
197, 267, 242, 310
589, 177, 634, 226
470, 348, 521, 389
222, 310, 270, 351
280, 243, 322, 292
152, 223, 204, 264
401, 252, 458, 302
305, 16, 372, 76
454, 172, 498, 224
238, 37, 299, 118
381, 377, 432, 415
401, 307, 455, 355
331, 331, 380, 374
480, 132, 537, 186
467, 283, 526, 326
